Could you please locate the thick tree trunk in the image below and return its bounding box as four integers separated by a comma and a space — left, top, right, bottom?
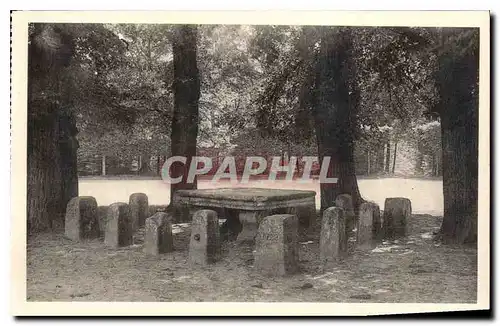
169, 25, 200, 205
27, 106, 78, 233
315, 140, 363, 211
312, 28, 363, 212
58, 110, 79, 227
27, 24, 78, 234
435, 29, 479, 244
439, 119, 477, 243
27, 105, 61, 233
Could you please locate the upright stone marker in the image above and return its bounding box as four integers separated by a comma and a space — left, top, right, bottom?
336, 194, 355, 233
383, 197, 412, 240
320, 207, 347, 266
129, 193, 148, 231
105, 203, 133, 248
357, 202, 381, 250
254, 214, 299, 276
371, 203, 383, 241
285, 205, 317, 231
144, 212, 174, 256
64, 196, 100, 241
189, 210, 220, 265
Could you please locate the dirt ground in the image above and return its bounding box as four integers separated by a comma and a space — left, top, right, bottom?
26, 213, 477, 303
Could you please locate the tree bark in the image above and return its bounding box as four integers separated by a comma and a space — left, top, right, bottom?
439, 119, 477, 243
138, 154, 152, 175
169, 25, 200, 205
392, 141, 398, 174
102, 155, 106, 176
27, 24, 78, 234
434, 29, 479, 244
58, 110, 79, 226
376, 144, 385, 173
435, 152, 441, 177
415, 148, 424, 175
367, 151, 371, 175
27, 105, 61, 233
385, 140, 391, 173
312, 28, 363, 212
156, 155, 161, 176
27, 105, 78, 233
432, 153, 437, 176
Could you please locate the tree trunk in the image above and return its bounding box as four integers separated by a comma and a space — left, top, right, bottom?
385, 140, 391, 173
58, 110, 79, 223
439, 119, 477, 243
367, 151, 371, 175
27, 24, 78, 234
376, 144, 385, 173
392, 141, 398, 174
435, 30, 479, 244
435, 152, 441, 177
315, 135, 363, 212
27, 106, 78, 233
432, 153, 437, 176
138, 154, 151, 175
415, 148, 424, 175
312, 28, 363, 212
295, 153, 300, 178
169, 25, 200, 205
102, 155, 106, 176
27, 105, 61, 233
156, 155, 161, 176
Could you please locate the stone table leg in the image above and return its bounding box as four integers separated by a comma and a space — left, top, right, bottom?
237, 210, 265, 243
284, 203, 316, 230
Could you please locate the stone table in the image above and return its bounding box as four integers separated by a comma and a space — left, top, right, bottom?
173, 188, 316, 243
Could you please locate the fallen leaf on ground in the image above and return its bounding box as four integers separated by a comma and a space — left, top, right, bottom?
70, 292, 91, 298
299, 283, 313, 290
350, 293, 372, 300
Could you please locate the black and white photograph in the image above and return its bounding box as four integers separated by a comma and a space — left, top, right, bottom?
10, 10, 490, 315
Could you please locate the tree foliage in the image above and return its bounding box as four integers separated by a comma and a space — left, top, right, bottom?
28, 23, 129, 232
28, 23, 480, 244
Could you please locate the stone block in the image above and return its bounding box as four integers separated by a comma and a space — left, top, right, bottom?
320, 207, 347, 266
357, 202, 381, 250
129, 193, 148, 231
144, 212, 174, 255
336, 194, 355, 233
105, 202, 133, 248
383, 197, 412, 240
188, 210, 220, 265
254, 214, 299, 276
64, 196, 100, 241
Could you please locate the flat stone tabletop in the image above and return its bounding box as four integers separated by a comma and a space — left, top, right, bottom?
173, 188, 317, 242
175, 188, 316, 203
